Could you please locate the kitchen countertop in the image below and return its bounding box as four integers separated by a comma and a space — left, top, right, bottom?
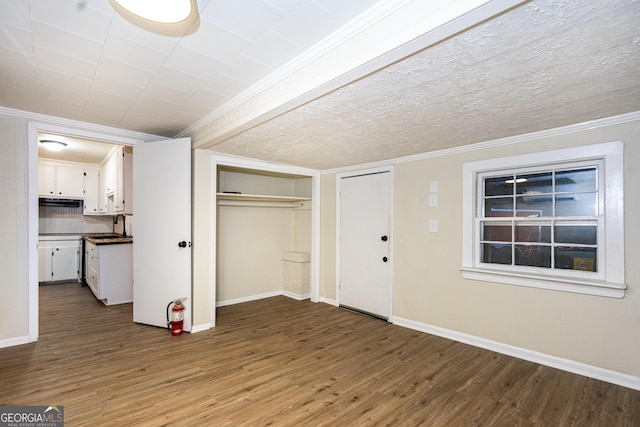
38, 234, 82, 241
82, 233, 133, 245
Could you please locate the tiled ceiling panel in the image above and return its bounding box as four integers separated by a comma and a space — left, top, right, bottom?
179, 21, 254, 64
0, 0, 380, 140
201, 0, 284, 42
241, 31, 301, 69
272, 1, 338, 47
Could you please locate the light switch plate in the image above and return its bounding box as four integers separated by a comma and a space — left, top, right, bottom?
430, 180, 438, 193
429, 194, 438, 207
429, 219, 438, 232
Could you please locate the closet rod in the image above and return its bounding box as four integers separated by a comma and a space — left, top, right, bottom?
217, 201, 304, 208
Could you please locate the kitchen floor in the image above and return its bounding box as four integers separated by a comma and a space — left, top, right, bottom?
1, 283, 638, 426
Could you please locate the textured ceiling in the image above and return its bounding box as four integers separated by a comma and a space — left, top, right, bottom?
1, 0, 639, 170
209, 0, 640, 169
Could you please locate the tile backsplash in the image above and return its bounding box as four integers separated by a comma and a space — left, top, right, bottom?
39, 206, 116, 234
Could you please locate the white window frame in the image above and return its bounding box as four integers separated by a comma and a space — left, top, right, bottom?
461, 141, 626, 298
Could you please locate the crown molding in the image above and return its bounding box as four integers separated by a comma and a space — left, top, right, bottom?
178, 0, 414, 139
322, 111, 640, 175
0, 106, 165, 144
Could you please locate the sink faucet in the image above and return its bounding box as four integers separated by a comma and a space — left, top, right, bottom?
113, 214, 127, 237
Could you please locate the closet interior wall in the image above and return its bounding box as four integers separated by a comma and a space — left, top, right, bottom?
216, 168, 312, 304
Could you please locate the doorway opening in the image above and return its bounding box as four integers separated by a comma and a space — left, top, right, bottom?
28, 121, 141, 342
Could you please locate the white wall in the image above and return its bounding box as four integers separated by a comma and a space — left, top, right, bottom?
192, 149, 215, 329
217, 206, 294, 302
0, 113, 30, 343
320, 116, 640, 382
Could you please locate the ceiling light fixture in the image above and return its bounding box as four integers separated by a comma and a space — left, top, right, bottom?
112, 0, 192, 23
39, 140, 68, 152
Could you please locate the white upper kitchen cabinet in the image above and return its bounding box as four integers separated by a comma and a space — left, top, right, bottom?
104, 152, 117, 196
99, 146, 133, 215
38, 161, 85, 199
38, 162, 56, 196
83, 168, 100, 215
115, 146, 133, 214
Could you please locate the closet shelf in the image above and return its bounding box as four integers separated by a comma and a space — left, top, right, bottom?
216, 193, 311, 207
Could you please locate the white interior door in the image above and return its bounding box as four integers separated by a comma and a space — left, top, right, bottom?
133, 138, 192, 331
339, 171, 391, 319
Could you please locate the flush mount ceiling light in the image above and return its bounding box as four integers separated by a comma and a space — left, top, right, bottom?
112, 0, 192, 23
39, 140, 68, 152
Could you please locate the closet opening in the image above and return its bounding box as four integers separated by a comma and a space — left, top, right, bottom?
215, 165, 314, 308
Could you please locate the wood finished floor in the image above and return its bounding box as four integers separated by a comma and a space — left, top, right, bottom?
1, 283, 639, 426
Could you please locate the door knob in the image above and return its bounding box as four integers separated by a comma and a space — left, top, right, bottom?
382, 257, 388, 262
178, 241, 187, 248
381, 235, 388, 241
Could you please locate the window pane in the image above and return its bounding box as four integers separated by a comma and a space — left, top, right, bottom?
556, 168, 596, 193
482, 243, 512, 265
555, 246, 597, 272
555, 193, 597, 216
515, 245, 551, 268
516, 195, 552, 216
515, 224, 551, 243
555, 223, 597, 245
484, 197, 514, 217
482, 223, 512, 242
485, 176, 513, 196
515, 171, 552, 195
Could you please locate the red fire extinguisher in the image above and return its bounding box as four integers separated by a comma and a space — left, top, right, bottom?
167, 298, 187, 336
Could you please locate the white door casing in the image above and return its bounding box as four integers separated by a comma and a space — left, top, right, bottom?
133, 137, 192, 331
338, 169, 392, 319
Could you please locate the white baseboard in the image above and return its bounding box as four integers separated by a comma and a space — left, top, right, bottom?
282, 291, 310, 300
392, 316, 640, 391
190, 323, 212, 333
0, 335, 30, 349
104, 299, 133, 306
217, 291, 281, 307
217, 290, 309, 307
320, 297, 338, 306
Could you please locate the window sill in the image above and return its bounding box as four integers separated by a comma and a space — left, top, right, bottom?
460, 267, 626, 298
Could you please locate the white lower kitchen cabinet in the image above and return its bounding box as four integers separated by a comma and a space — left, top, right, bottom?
38, 236, 81, 283
85, 241, 133, 305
